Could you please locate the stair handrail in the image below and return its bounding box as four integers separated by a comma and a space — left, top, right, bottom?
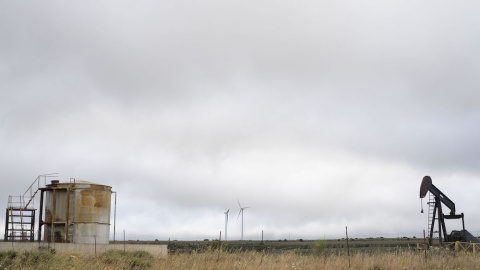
22, 173, 58, 209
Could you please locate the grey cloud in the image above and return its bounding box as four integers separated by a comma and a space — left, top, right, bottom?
2, 0, 480, 239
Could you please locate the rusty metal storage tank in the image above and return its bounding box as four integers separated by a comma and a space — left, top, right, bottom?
40, 180, 112, 244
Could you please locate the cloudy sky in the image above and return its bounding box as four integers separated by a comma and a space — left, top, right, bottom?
2, 1, 480, 241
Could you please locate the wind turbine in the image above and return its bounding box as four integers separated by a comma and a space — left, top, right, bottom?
224, 209, 229, 241
237, 200, 250, 241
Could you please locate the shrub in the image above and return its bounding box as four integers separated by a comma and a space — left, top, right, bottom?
6, 250, 18, 259
20, 250, 54, 267
0, 250, 19, 268
101, 249, 125, 264
314, 240, 328, 255
209, 240, 228, 251
129, 257, 151, 269
131, 250, 153, 259
101, 249, 153, 269
21, 250, 38, 264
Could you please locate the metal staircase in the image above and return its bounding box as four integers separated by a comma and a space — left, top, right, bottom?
23, 174, 45, 209
4, 173, 57, 242
4, 196, 36, 241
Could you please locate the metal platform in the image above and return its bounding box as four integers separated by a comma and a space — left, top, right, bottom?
4, 207, 35, 242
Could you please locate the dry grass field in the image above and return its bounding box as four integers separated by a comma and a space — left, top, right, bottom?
1, 247, 480, 269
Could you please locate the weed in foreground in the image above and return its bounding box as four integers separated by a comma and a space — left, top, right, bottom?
101, 249, 153, 269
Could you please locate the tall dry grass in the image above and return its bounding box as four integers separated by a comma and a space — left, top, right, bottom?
161, 249, 480, 269
2, 248, 480, 269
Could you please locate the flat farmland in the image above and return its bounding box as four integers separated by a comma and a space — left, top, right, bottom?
126, 237, 423, 254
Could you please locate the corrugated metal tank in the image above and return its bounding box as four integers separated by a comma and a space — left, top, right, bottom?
43, 181, 111, 244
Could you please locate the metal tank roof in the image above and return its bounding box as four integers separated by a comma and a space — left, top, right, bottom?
46, 180, 112, 188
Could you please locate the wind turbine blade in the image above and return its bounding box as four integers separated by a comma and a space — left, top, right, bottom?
243, 206, 251, 209
237, 209, 242, 220
237, 199, 242, 208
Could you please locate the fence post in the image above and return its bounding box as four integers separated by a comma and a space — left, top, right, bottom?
217, 231, 222, 261
94, 235, 97, 257
346, 226, 350, 268
423, 230, 427, 263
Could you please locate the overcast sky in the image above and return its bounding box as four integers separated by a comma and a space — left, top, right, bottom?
2, 1, 480, 241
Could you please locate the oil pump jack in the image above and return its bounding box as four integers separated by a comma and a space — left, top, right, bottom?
420, 176, 479, 246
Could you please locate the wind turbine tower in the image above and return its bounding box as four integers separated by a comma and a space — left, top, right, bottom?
237, 200, 250, 241
224, 209, 229, 241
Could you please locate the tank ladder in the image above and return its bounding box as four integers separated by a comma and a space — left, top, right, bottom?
427, 192, 436, 241
4, 174, 56, 242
